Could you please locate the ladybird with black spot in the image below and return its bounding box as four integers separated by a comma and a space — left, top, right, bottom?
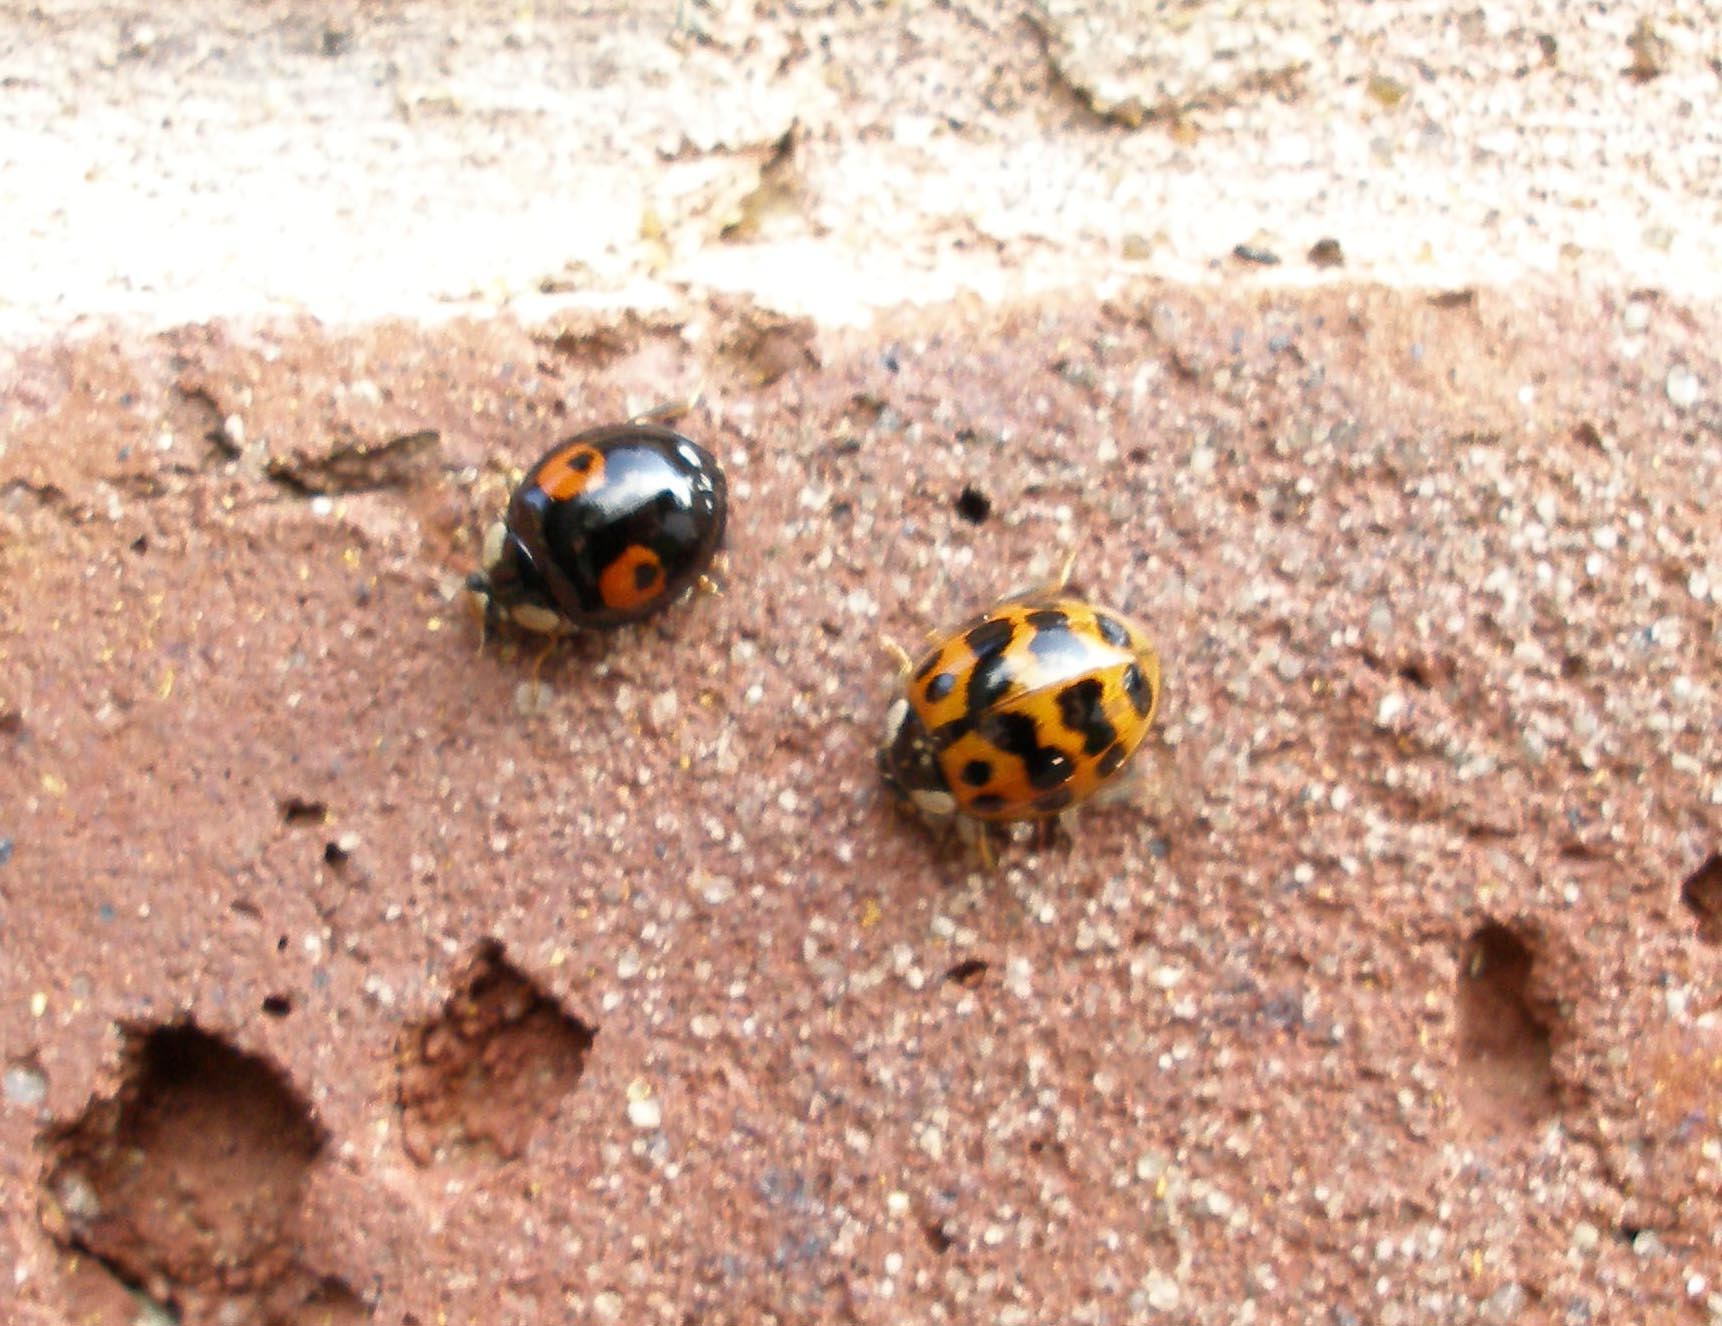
878, 558, 1162, 864
469, 421, 728, 637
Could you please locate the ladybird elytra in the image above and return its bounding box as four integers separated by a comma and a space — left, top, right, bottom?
469, 422, 727, 635
879, 584, 1162, 839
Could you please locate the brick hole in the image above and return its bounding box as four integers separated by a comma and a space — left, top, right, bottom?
1680, 853, 1722, 944
278, 798, 327, 826
40, 1023, 325, 1318
942, 959, 988, 988
1453, 923, 1558, 1138
269, 1275, 371, 1325
1396, 659, 1432, 688
954, 485, 992, 524
396, 940, 596, 1167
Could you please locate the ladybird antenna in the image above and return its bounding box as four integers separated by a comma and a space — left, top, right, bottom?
628, 396, 700, 426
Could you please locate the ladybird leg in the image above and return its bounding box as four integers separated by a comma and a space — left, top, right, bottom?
879, 636, 915, 680
955, 816, 996, 871
1035, 810, 1081, 852
1039, 547, 1080, 595
464, 578, 493, 651
528, 636, 559, 689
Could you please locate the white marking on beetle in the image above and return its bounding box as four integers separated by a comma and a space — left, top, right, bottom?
882, 697, 909, 743
911, 787, 957, 819
481, 520, 507, 571
511, 603, 568, 635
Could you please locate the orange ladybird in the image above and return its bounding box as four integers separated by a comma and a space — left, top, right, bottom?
469, 423, 727, 635
878, 578, 1162, 854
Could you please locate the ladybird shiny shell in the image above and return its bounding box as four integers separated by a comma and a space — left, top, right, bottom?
469, 423, 727, 635
878, 580, 1162, 852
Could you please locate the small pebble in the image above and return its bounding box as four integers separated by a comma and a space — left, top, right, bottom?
1308, 237, 1345, 268
1482, 1282, 1527, 1321
3, 1062, 47, 1107
1375, 693, 1407, 728
56, 1171, 101, 1221
626, 1095, 662, 1130
1666, 365, 1701, 409
1142, 1273, 1180, 1311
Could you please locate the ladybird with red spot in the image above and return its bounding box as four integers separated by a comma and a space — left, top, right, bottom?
469, 423, 727, 635
878, 567, 1162, 859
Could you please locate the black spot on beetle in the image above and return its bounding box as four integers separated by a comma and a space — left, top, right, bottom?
1094, 613, 1131, 648
954, 485, 992, 523
960, 758, 993, 787
929, 717, 974, 751
964, 617, 1014, 658
1123, 663, 1153, 718
925, 672, 957, 702
1031, 749, 1073, 790
979, 712, 1072, 789
965, 650, 1015, 715
1097, 743, 1128, 777
1056, 678, 1116, 755
1025, 615, 1096, 675
1026, 609, 1066, 631
633, 560, 659, 590
970, 794, 1008, 814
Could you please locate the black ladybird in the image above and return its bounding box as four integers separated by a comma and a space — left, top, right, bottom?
469, 423, 727, 634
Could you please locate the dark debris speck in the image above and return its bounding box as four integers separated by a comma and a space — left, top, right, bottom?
1233, 243, 1282, 266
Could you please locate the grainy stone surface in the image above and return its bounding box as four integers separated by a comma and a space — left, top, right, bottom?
3, 1, 1721, 1323
2, 285, 1719, 1324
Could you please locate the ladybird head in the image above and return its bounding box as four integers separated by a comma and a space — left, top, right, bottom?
877, 696, 959, 826
467, 520, 573, 637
